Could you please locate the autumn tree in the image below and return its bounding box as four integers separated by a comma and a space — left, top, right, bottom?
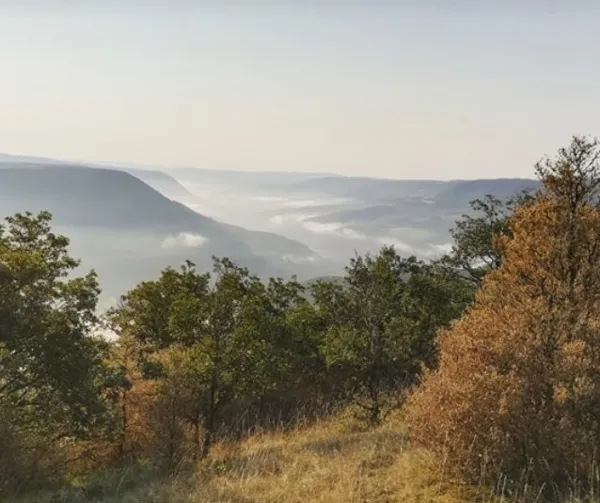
407, 136, 600, 495
315, 246, 465, 425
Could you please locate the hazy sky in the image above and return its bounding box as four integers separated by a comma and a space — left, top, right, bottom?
1, 3, 599, 179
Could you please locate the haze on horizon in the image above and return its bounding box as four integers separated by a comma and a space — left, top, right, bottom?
1, 3, 599, 180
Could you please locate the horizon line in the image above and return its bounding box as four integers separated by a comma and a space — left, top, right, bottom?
0, 150, 539, 183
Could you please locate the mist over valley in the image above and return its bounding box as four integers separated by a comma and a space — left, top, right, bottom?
0, 154, 539, 309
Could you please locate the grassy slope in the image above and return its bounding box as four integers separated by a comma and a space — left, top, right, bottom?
13, 411, 597, 503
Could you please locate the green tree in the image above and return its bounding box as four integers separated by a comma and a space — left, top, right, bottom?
109, 257, 308, 461
440, 191, 537, 285
0, 211, 108, 490
314, 246, 464, 425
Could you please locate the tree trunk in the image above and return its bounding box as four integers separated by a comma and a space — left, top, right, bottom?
368, 326, 381, 426
201, 375, 217, 459
369, 389, 381, 426
118, 389, 127, 459
167, 396, 177, 474
192, 410, 201, 461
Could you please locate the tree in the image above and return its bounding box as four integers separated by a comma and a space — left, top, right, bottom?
0, 211, 108, 490
314, 246, 465, 425
109, 257, 308, 462
407, 136, 600, 495
440, 190, 537, 285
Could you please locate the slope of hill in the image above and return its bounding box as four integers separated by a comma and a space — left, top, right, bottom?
117, 167, 195, 200
0, 165, 312, 248
166, 167, 342, 188
0, 156, 196, 201
281, 177, 539, 259
433, 178, 541, 208
0, 164, 326, 301
284, 176, 450, 200
283, 175, 540, 202
0, 164, 222, 232
299, 179, 539, 225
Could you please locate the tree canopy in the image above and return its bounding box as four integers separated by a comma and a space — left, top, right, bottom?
314, 246, 469, 424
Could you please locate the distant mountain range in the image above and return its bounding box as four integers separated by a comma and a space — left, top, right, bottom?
252, 174, 540, 256
281, 176, 449, 200
165, 167, 342, 188
0, 152, 540, 307
281, 174, 540, 206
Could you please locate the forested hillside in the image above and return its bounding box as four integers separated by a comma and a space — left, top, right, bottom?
0, 164, 328, 301
3, 137, 600, 502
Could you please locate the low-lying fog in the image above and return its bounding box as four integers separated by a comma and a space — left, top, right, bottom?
164, 178, 454, 265
24, 168, 462, 312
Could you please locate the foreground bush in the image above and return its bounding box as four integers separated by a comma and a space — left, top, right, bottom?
407, 137, 600, 495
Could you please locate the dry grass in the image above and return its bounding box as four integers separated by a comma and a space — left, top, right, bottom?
9, 410, 600, 502
198, 412, 465, 503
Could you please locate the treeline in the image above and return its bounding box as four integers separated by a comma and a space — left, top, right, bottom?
2, 136, 600, 501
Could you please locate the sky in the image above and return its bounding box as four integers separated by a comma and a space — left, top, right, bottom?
1, 3, 599, 180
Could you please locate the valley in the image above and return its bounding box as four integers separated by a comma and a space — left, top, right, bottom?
0, 154, 539, 307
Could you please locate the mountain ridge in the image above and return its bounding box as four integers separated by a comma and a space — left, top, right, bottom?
0, 163, 329, 300
0, 164, 316, 252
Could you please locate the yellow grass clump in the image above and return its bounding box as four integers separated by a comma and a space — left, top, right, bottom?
199, 415, 464, 503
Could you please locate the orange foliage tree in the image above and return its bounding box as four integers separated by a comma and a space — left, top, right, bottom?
406, 137, 600, 494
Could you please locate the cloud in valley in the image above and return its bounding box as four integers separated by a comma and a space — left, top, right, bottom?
281, 198, 350, 209
157, 176, 454, 267
302, 221, 366, 240
161, 232, 208, 250
269, 213, 320, 225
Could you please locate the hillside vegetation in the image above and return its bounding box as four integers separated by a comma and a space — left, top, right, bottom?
2, 137, 600, 502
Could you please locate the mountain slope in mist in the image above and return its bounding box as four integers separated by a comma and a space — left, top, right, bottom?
0, 164, 329, 303
117, 167, 196, 201
241, 175, 540, 260
281, 174, 539, 203
0, 164, 315, 250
